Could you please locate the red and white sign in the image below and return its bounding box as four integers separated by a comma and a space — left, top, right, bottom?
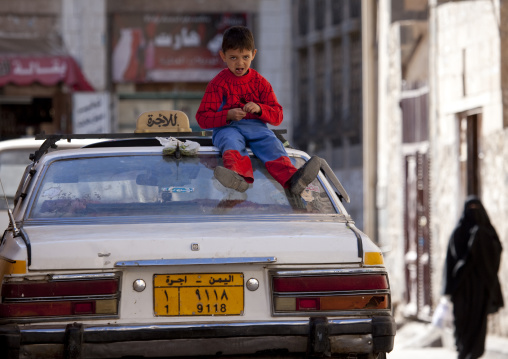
111, 13, 247, 83
0, 56, 94, 91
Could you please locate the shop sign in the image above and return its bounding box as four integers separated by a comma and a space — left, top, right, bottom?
73, 93, 111, 134
111, 13, 247, 83
0, 56, 94, 91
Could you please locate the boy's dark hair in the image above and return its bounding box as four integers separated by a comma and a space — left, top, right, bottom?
221, 26, 255, 53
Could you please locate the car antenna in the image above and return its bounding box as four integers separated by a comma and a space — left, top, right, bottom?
0, 176, 20, 236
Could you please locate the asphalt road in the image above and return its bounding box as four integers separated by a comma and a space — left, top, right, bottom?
388, 321, 508, 359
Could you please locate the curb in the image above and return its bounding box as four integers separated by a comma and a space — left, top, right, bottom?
486, 335, 508, 357
394, 320, 508, 357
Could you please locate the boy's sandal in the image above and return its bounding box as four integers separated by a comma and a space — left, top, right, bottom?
289, 156, 321, 195
214, 166, 249, 193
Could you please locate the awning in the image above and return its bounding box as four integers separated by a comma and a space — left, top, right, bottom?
0, 55, 94, 91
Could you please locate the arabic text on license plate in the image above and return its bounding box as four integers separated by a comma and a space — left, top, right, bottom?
153, 273, 244, 316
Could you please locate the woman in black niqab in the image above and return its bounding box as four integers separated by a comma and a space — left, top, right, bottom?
443, 196, 504, 359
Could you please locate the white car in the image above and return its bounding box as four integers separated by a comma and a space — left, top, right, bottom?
0, 111, 395, 358
0, 138, 105, 232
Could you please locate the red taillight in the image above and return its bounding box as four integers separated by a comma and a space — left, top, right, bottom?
73, 301, 95, 314
297, 298, 320, 310
1, 301, 72, 317
0, 277, 119, 319
273, 274, 389, 292
1, 279, 118, 298
272, 273, 390, 313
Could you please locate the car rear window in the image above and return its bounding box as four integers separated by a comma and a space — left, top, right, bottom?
29, 154, 339, 218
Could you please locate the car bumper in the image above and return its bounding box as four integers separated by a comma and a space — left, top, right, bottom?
0, 316, 395, 358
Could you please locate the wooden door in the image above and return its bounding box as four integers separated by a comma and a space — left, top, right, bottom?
404, 152, 432, 320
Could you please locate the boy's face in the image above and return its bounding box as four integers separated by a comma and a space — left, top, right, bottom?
220, 48, 257, 77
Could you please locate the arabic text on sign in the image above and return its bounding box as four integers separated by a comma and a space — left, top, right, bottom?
12, 60, 67, 76
153, 273, 244, 316
155, 273, 243, 287
147, 113, 178, 128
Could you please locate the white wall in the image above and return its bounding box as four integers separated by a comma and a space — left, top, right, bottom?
430, 0, 507, 335
62, 0, 107, 91
376, 0, 407, 306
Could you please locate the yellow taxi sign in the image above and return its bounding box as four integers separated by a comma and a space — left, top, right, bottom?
135, 110, 191, 133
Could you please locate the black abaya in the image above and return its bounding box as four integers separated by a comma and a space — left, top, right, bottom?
443, 196, 504, 359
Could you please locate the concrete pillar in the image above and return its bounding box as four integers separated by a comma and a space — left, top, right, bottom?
257, 0, 293, 141
361, 0, 377, 241
61, 0, 107, 91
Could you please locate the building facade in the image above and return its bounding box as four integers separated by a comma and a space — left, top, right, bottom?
0, 0, 95, 137
0, 0, 293, 138
377, 0, 508, 336
291, 0, 365, 228
1, 0, 367, 229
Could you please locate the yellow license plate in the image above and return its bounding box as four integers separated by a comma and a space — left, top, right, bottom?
154, 273, 244, 316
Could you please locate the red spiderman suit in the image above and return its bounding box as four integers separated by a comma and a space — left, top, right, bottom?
196, 68, 299, 188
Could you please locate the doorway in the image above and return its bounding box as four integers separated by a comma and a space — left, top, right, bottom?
400, 85, 432, 320
403, 151, 432, 320
458, 111, 481, 202
0, 97, 53, 139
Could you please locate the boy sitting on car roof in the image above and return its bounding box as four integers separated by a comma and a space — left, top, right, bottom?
196, 26, 320, 194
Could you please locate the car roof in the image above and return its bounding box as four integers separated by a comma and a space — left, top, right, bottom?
36, 143, 310, 163
29, 129, 293, 162
0, 137, 106, 151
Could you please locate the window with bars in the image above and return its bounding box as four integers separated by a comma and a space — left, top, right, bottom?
349, 33, 363, 145
350, 0, 361, 18
315, 0, 325, 30
298, 0, 308, 36
314, 44, 325, 129
332, 39, 343, 145
400, 88, 429, 144
297, 49, 309, 133
332, 1, 343, 25
293, 0, 363, 160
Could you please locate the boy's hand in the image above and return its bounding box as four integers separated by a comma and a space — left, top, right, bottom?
242, 102, 262, 115
227, 108, 247, 122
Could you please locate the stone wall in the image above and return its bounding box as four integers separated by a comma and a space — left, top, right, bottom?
430, 0, 507, 335
481, 129, 508, 335
375, 1, 406, 305
378, 0, 508, 336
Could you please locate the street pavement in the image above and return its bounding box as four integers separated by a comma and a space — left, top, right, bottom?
388, 320, 508, 359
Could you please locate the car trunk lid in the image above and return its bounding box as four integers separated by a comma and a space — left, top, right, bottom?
24, 219, 362, 270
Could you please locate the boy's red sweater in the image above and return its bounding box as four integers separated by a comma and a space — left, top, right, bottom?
196, 68, 283, 129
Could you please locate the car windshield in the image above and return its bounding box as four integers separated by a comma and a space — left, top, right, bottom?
29, 154, 339, 218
